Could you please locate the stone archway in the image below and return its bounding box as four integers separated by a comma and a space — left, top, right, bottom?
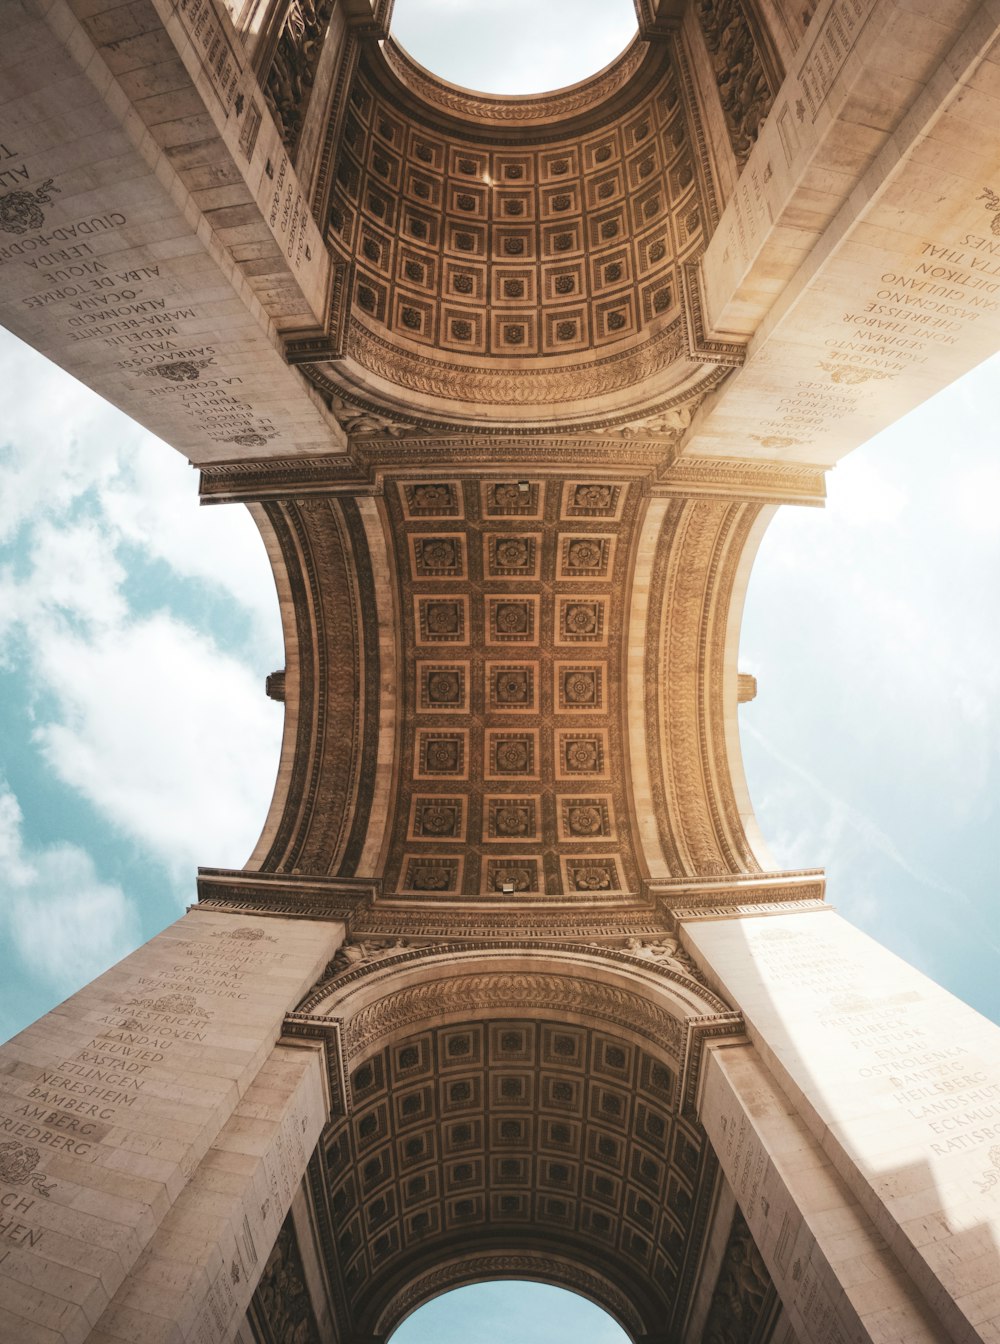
273, 940, 748, 1342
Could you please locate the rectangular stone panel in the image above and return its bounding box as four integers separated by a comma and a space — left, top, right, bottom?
687, 909, 1000, 1344
0, 910, 343, 1343
0, 0, 337, 469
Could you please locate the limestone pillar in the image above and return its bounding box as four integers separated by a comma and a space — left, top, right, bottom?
0, 0, 343, 464
0, 908, 344, 1343
685, 907, 1000, 1342
681, 0, 1000, 468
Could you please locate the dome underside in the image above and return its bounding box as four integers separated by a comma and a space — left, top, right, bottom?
317, 38, 726, 433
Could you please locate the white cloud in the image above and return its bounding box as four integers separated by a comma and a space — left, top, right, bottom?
100, 438, 281, 644
0, 330, 130, 542
0, 519, 128, 652
0, 785, 138, 991
31, 612, 282, 877
390, 0, 637, 94
0, 332, 285, 887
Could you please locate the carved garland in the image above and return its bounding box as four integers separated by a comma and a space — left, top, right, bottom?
344, 316, 691, 406
348, 973, 686, 1059
297, 362, 731, 442
302, 938, 730, 1011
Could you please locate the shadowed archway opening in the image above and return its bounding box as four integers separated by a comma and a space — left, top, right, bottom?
389, 0, 639, 96
390, 1280, 631, 1342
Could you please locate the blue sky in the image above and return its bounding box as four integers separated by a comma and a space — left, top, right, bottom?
392, 1282, 630, 1342
0, 326, 285, 1041
0, 1, 997, 1335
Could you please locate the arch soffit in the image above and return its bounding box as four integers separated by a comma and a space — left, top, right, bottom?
245, 486, 781, 891
374, 1249, 646, 1341
311, 31, 734, 432
289, 941, 742, 1111
288, 944, 738, 1342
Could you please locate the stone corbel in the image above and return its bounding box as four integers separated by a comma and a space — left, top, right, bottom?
635, 0, 687, 38
341, 0, 393, 38
283, 260, 353, 364
680, 259, 746, 366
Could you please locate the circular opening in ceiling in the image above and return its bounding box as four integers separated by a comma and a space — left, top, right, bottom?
388, 0, 640, 96
390, 1281, 632, 1341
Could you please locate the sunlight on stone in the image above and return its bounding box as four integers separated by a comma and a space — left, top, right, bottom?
389, 1281, 631, 1343
389, 0, 638, 94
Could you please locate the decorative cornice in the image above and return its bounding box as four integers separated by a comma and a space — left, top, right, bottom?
380, 37, 651, 129
654, 455, 827, 505
198, 454, 371, 504
670, 897, 830, 922
343, 315, 693, 407
649, 869, 826, 916
196, 867, 378, 923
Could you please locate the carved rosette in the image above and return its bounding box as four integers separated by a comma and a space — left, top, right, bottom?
314, 37, 736, 433
287, 942, 741, 1343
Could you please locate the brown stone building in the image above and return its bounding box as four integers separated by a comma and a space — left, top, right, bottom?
1, 0, 1000, 1339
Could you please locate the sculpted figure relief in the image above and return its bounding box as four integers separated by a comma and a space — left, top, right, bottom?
327, 938, 411, 978
264, 0, 335, 152
694, 0, 774, 167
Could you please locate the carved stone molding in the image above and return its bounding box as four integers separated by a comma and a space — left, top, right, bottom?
643, 498, 765, 877
374, 1252, 646, 1338
301, 367, 731, 443
342, 316, 694, 408
680, 261, 745, 365
282, 261, 352, 364
635, 0, 686, 39
304, 940, 731, 1013
654, 456, 827, 506
650, 869, 826, 916
381, 37, 652, 127
196, 868, 377, 921
199, 456, 372, 505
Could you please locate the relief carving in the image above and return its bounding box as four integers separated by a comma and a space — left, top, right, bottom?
264, 0, 335, 154
249, 1215, 321, 1344
325, 938, 412, 979
0, 1141, 55, 1198
338, 972, 688, 1059
702, 1208, 773, 1344
694, 0, 776, 169
979, 185, 1000, 236
0, 179, 60, 236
